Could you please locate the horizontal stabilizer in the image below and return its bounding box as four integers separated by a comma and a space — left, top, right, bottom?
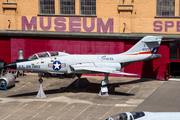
143, 40, 162, 42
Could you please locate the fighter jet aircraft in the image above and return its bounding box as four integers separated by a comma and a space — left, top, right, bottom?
5, 36, 162, 96
105, 111, 180, 120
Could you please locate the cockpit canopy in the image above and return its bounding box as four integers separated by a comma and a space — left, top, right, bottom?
130, 112, 145, 119
105, 112, 145, 120
28, 51, 70, 60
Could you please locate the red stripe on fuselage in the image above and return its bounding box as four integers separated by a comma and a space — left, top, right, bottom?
139, 51, 151, 54
123, 51, 151, 55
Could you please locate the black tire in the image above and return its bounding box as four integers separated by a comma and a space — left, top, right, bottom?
39, 78, 43, 83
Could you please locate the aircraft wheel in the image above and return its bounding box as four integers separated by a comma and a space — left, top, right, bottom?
39, 78, 43, 83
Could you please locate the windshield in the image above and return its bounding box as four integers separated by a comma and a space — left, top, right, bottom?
28, 54, 38, 60
49, 51, 59, 56
105, 118, 113, 120
130, 112, 145, 119
37, 52, 49, 58
106, 113, 128, 120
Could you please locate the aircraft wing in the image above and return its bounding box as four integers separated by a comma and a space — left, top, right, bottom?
70, 65, 137, 76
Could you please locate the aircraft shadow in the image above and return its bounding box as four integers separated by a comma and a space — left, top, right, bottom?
7, 77, 161, 98
110, 78, 164, 86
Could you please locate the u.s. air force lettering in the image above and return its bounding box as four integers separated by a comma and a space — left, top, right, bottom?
19, 65, 40, 69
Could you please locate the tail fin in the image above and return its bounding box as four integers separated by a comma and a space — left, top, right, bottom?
124, 36, 163, 54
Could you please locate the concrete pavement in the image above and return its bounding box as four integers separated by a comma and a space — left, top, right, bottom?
0, 74, 165, 120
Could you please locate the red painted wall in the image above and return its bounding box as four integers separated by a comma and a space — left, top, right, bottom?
11, 38, 124, 61
0, 38, 11, 64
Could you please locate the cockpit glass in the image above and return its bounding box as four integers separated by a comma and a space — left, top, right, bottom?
130, 116, 133, 120
105, 118, 113, 120
37, 52, 49, 58
49, 51, 59, 56
130, 112, 145, 119
28, 54, 38, 60
109, 113, 128, 120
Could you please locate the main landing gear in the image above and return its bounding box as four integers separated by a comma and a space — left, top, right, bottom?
99, 73, 109, 96
35, 73, 110, 97
36, 73, 46, 98
75, 73, 110, 96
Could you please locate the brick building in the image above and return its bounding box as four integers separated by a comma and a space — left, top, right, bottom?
0, 0, 179, 79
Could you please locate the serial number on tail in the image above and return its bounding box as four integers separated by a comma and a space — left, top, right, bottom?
142, 48, 150, 51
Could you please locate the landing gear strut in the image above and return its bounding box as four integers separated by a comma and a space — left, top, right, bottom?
36, 73, 46, 98
75, 74, 84, 87
99, 73, 109, 96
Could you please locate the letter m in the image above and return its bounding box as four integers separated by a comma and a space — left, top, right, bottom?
22, 16, 37, 30
97, 18, 113, 33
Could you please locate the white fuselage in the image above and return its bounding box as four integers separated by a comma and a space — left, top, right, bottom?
7, 36, 163, 75
141, 112, 180, 120
106, 112, 180, 120
16, 53, 154, 74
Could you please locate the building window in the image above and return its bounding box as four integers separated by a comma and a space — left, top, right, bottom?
157, 0, 175, 16
39, 0, 55, 14
80, 0, 96, 15
170, 41, 179, 60
60, 0, 75, 14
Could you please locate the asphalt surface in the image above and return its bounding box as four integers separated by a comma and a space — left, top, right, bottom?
134, 80, 180, 112
0, 74, 171, 120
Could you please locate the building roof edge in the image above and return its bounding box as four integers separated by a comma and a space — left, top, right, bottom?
0, 30, 179, 40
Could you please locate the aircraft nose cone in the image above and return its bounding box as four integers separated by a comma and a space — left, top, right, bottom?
5, 62, 17, 69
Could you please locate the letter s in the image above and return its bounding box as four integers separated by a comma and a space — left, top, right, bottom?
54, 17, 66, 31
153, 21, 162, 32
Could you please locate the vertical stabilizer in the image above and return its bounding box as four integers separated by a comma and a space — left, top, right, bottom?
124, 36, 163, 54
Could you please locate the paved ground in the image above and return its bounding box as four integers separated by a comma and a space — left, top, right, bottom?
134, 80, 180, 112
0, 74, 165, 120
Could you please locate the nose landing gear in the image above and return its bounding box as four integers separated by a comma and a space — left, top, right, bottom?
36, 73, 46, 98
